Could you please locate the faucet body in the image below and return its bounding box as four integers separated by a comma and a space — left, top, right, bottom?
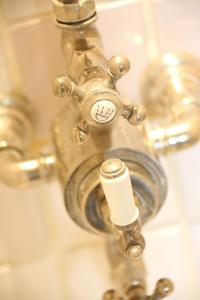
52, 14, 167, 235
1, 1, 200, 299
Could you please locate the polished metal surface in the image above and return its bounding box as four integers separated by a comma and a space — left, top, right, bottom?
62, 146, 167, 234
52, 20, 146, 144
100, 158, 126, 179
50, 1, 174, 297
51, 0, 167, 240
4, 1, 200, 299
142, 52, 200, 155
50, 1, 168, 273
51, 0, 97, 27
0, 94, 57, 188
105, 238, 174, 300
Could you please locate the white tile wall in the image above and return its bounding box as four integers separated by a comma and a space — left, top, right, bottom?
145, 225, 200, 300
59, 243, 113, 300
1, 0, 51, 21
0, 184, 50, 264
12, 256, 65, 300
0, 265, 15, 300
0, 0, 200, 300
190, 223, 200, 278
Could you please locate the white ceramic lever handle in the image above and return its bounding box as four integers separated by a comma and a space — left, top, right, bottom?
100, 159, 139, 227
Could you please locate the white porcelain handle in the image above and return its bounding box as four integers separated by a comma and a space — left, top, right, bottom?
100, 159, 139, 227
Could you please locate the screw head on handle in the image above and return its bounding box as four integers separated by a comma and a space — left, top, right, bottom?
126, 244, 143, 260
103, 290, 124, 300
108, 56, 131, 80
71, 121, 91, 144
119, 226, 145, 261
100, 158, 126, 179
52, 76, 74, 97
123, 104, 147, 126
52, 75, 84, 100
154, 278, 174, 298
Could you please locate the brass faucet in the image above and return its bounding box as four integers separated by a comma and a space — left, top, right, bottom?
142, 52, 200, 155
51, 7, 146, 144
49, 0, 171, 298
0, 0, 200, 299
50, 0, 165, 262
104, 238, 174, 300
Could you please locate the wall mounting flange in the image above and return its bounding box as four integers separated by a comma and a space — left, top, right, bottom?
64, 148, 167, 235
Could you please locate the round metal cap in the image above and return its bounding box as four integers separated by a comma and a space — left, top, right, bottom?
100, 158, 126, 179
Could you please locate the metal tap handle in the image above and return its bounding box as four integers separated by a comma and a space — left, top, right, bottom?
103, 290, 124, 300
147, 278, 174, 300
100, 158, 139, 227
52, 55, 147, 144
107, 56, 146, 127
52, 75, 84, 101
100, 158, 145, 260
103, 278, 174, 300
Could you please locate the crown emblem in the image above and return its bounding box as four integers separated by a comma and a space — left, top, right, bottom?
90, 100, 117, 123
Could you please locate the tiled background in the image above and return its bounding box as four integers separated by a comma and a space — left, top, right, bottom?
0, 0, 200, 299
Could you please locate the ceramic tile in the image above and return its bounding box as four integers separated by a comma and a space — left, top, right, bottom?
59, 242, 113, 300
171, 145, 200, 221
38, 181, 99, 252
1, 0, 51, 22
144, 225, 200, 300
97, 2, 146, 101
144, 157, 182, 230
9, 17, 65, 138
146, 146, 200, 227
0, 265, 15, 300
1, 0, 137, 23
13, 256, 64, 300
0, 0, 200, 299
190, 222, 200, 278
0, 183, 50, 264
0, 42, 13, 94
0, 239, 7, 265
155, 0, 200, 55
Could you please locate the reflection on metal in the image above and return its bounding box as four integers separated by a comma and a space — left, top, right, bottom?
0, 95, 56, 188
49, 0, 172, 298
142, 52, 200, 155
52, 25, 146, 143
0, 0, 199, 299
105, 238, 174, 300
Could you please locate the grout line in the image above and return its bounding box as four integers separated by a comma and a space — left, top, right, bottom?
164, 156, 200, 297
140, 0, 161, 60
5, 11, 53, 30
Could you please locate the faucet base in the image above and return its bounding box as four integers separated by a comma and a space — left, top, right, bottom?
64, 148, 167, 234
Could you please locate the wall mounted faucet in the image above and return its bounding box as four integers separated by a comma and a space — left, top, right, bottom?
0, 0, 200, 299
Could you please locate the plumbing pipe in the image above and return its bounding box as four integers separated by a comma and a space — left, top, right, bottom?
0, 148, 56, 189
147, 108, 200, 155
142, 53, 200, 155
